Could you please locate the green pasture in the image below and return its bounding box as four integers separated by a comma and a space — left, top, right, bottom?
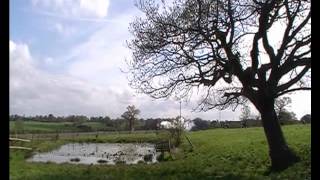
10, 124, 310, 180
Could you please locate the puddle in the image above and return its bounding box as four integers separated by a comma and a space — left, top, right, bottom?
27, 143, 159, 165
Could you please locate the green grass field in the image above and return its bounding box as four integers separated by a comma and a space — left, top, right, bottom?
9, 121, 108, 133
10, 124, 310, 180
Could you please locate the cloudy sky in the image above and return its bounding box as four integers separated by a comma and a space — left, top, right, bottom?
9, 0, 310, 120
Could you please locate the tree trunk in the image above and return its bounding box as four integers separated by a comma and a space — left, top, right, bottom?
259, 101, 300, 171
129, 118, 134, 133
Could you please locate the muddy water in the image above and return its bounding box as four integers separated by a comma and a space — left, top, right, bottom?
27, 143, 159, 165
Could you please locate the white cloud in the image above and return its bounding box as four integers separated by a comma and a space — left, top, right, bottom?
10, 40, 309, 119
10, 40, 128, 117
44, 57, 54, 65
9, 40, 209, 119
61, 14, 137, 88
32, 0, 110, 19
79, 0, 109, 18
9, 41, 16, 53
286, 92, 311, 119
53, 23, 76, 37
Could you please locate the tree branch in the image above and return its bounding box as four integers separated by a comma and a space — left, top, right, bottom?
276, 87, 311, 98
276, 65, 310, 94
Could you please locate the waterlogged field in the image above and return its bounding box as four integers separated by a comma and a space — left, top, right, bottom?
27, 143, 159, 165
10, 124, 311, 180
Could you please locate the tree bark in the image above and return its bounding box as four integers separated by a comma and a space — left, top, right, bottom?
129, 118, 134, 133
259, 100, 300, 171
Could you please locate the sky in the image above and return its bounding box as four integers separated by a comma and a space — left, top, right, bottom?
9, 0, 311, 120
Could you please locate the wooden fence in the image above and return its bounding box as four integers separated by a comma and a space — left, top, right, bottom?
9, 137, 32, 150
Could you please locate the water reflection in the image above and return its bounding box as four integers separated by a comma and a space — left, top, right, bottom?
27, 143, 159, 165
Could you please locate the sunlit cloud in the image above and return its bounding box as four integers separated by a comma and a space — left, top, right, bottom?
31, 0, 110, 19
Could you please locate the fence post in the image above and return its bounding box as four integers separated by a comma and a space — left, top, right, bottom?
55, 130, 59, 141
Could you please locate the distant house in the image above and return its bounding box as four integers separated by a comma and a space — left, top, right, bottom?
160, 121, 174, 129
160, 117, 194, 131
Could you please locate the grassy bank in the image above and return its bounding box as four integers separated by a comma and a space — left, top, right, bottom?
10, 124, 310, 180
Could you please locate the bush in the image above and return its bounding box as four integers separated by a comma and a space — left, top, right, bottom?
76, 125, 92, 132
300, 114, 311, 124
191, 118, 210, 131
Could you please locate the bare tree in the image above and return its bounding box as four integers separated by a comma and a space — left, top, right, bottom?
127, 0, 310, 170
240, 105, 251, 128
275, 96, 292, 116
240, 105, 251, 121
121, 105, 140, 132
275, 96, 293, 124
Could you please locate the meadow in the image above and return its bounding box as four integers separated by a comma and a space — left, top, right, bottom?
9, 121, 108, 134
10, 124, 310, 180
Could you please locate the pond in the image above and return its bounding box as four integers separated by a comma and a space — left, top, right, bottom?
27, 143, 160, 165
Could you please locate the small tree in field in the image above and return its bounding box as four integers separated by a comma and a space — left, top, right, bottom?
278, 110, 297, 122
121, 105, 140, 132
240, 105, 251, 120
127, 0, 310, 170
168, 116, 189, 146
240, 105, 251, 128
275, 96, 292, 116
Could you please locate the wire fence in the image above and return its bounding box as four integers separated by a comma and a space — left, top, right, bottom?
10, 130, 162, 141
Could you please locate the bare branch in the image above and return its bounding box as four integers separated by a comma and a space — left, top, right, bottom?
276, 87, 311, 98
276, 65, 310, 94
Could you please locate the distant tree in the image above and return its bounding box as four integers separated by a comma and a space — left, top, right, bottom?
240, 105, 252, 128
72, 116, 89, 127
66, 115, 76, 122
144, 118, 159, 130
253, 115, 261, 121
121, 105, 140, 132
275, 97, 296, 125
278, 110, 296, 121
210, 120, 219, 128
191, 118, 210, 131
278, 110, 298, 125
300, 114, 311, 124
221, 121, 230, 128
134, 118, 146, 130
240, 105, 251, 120
275, 97, 292, 116
90, 116, 103, 122
48, 114, 55, 121
113, 118, 127, 131
10, 114, 20, 121
103, 116, 112, 127
169, 116, 185, 146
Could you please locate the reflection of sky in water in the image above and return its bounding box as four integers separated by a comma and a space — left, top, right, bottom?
27, 143, 159, 165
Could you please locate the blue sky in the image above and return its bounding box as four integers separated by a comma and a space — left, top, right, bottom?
9, 0, 311, 120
